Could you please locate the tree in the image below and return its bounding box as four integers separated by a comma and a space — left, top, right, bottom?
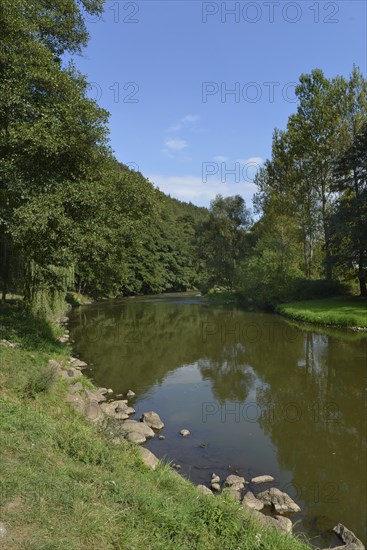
0, 0, 108, 311
333, 123, 367, 295
197, 195, 252, 290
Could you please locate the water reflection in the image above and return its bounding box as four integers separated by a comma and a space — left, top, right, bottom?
69, 294, 367, 546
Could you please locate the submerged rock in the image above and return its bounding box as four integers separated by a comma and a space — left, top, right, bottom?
256, 487, 301, 514
333, 524, 365, 549
251, 475, 274, 485
141, 411, 164, 430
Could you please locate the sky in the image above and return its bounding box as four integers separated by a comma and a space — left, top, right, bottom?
73, 0, 367, 208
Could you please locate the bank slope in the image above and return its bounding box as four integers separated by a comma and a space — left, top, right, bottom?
277, 297, 367, 329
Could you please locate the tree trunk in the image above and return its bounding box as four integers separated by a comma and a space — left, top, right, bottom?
358, 276, 367, 297
1, 236, 10, 303
358, 253, 366, 296
321, 180, 333, 280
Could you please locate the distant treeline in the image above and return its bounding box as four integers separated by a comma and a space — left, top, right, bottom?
1, 1, 366, 317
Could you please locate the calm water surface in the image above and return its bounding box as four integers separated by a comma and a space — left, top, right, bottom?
68, 293, 367, 547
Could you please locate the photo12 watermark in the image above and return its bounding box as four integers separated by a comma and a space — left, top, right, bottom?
201, 2, 340, 24
201, 400, 342, 424
88, 82, 140, 104
84, 1, 140, 24
202, 81, 298, 104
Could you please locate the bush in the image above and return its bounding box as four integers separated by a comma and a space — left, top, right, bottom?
24, 364, 57, 398
292, 279, 350, 300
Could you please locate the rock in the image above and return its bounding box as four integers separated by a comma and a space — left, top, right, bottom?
48, 359, 62, 371
70, 357, 88, 368
158, 435, 166, 440
141, 411, 164, 430
125, 406, 136, 415
211, 473, 220, 484
243, 491, 264, 511
251, 510, 292, 533
126, 390, 136, 399
65, 393, 85, 413
84, 388, 108, 403
173, 464, 181, 471
256, 487, 301, 514
68, 382, 83, 394
0, 339, 20, 348
333, 524, 365, 548
107, 388, 113, 395
138, 447, 159, 470
127, 431, 147, 444
222, 485, 242, 501
224, 474, 246, 489
211, 482, 221, 492
119, 419, 155, 444
83, 401, 104, 423
179, 429, 191, 437
0, 522, 7, 539
100, 401, 129, 420
251, 475, 274, 485
197, 485, 213, 496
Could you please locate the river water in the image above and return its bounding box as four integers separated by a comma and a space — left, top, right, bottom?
68, 293, 367, 547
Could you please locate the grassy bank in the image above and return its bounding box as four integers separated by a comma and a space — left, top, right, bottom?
0, 306, 312, 549
276, 296, 367, 329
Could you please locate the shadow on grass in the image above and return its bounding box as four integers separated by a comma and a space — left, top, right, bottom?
0, 302, 66, 352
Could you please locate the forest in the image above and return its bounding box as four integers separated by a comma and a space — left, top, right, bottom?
1, 0, 366, 317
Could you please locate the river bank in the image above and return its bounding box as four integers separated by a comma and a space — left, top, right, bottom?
276, 296, 367, 330
0, 305, 315, 550
205, 291, 367, 331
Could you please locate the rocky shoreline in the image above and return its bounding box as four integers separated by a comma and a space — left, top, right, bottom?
54, 320, 365, 550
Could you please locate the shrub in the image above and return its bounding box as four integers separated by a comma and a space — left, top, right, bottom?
24, 364, 57, 398
292, 279, 350, 300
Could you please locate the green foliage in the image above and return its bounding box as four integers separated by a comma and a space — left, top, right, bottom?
197, 194, 252, 290
24, 364, 57, 398
251, 66, 367, 298
277, 297, 367, 328
292, 279, 350, 300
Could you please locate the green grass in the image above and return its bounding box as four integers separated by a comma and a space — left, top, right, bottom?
277, 296, 367, 329
0, 306, 312, 549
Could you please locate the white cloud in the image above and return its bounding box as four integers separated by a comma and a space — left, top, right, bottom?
181, 114, 199, 123
236, 156, 264, 166
165, 138, 188, 150
169, 124, 182, 132
213, 155, 229, 162
147, 173, 257, 207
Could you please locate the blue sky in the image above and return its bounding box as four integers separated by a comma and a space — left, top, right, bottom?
74, 0, 366, 208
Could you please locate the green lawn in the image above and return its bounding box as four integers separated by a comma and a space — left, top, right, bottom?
277, 296, 367, 329
0, 306, 311, 550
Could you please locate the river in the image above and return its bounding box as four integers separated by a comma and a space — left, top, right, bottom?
68, 293, 367, 547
